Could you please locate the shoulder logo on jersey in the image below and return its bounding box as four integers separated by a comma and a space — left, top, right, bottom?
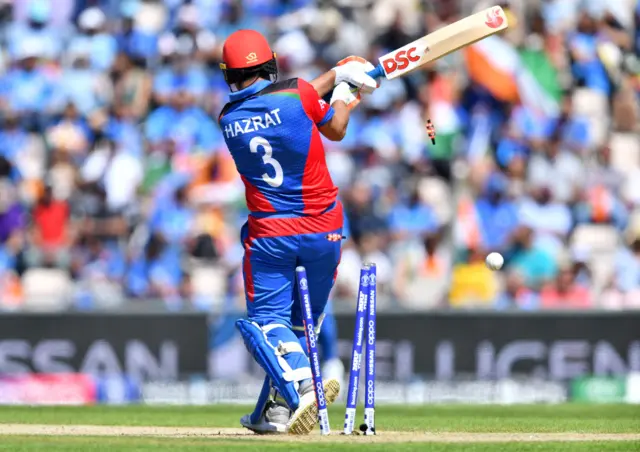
319, 99, 328, 111
246, 52, 258, 64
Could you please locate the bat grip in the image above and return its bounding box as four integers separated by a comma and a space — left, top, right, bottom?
367, 64, 385, 80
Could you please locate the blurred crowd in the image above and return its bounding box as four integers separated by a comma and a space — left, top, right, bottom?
0, 0, 638, 312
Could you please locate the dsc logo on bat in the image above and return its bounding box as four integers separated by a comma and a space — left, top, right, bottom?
381, 47, 421, 74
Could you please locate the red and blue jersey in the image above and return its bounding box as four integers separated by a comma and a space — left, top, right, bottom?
219, 78, 338, 218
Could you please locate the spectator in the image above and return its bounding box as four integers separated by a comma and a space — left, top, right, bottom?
28, 184, 71, 268
104, 106, 144, 158
495, 270, 540, 310
188, 150, 243, 205
189, 206, 219, 262
567, 11, 612, 96
570, 247, 593, 287
0, 268, 22, 309
0, 166, 25, 309
0, 168, 25, 248
153, 35, 208, 105
80, 137, 143, 213
474, 172, 519, 252
548, 95, 590, 154
125, 233, 184, 308
68, 7, 117, 71
356, 230, 393, 295
141, 138, 176, 194
57, 45, 113, 116
47, 147, 77, 202
332, 239, 361, 302
449, 246, 499, 308
214, 0, 266, 40
600, 284, 640, 310
0, 111, 45, 179
506, 225, 558, 289
574, 184, 629, 231
614, 229, 640, 295
527, 135, 585, 204
496, 110, 530, 170
114, 2, 158, 62
145, 85, 220, 156
508, 104, 550, 154
163, 3, 217, 59
0, 172, 23, 308
388, 184, 439, 242
587, 144, 623, 195
5, 0, 63, 61
71, 234, 126, 309
343, 181, 387, 244
112, 52, 152, 121
540, 265, 592, 309
46, 102, 91, 158
148, 182, 195, 248
71, 173, 128, 258
518, 186, 572, 257
394, 232, 450, 308
0, 39, 55, 131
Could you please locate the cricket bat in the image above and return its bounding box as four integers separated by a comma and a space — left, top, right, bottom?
366, 6, 509, 81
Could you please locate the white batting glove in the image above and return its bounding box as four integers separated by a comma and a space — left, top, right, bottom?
330, 82, 360, 110
332, 56, 378, 95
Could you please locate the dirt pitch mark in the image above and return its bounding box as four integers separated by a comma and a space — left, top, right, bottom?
0, 425, 638, 443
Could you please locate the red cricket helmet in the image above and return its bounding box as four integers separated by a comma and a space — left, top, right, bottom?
220, 29, 278, 90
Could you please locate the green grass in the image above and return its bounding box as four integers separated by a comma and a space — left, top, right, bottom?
0, 437, 638, 452
0, 404, 637, 433
0, 405, 638, 451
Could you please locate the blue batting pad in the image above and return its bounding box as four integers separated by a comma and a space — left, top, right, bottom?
249, 375, 271, 424
236, 319, 310, 410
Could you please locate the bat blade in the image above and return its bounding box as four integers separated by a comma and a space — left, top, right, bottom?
376, 6, 508, 80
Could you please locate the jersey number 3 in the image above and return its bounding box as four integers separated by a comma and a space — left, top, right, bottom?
250, 136, 284, 188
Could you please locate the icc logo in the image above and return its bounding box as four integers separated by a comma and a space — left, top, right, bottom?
300, 278, 308, 290
369, 274, 376, 286
361, 275, 369, 287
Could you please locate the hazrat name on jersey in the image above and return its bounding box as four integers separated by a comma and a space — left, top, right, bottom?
224, 108, 282, 138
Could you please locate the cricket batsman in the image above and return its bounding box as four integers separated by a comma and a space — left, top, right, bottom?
218, 29, 377, 434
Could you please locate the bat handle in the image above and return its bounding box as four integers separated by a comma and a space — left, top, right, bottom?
367, 64, 385, 81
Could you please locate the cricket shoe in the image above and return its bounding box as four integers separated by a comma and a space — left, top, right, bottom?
240, 399, 288, 434
287, 378, 340, 435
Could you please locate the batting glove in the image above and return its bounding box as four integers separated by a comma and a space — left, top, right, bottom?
332, 56, 379, 94
330, 82, 360, 110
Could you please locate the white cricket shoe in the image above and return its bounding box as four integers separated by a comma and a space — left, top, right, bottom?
240, 403, 288, 435
240, 392, 291, 434
241, 379, 340, 435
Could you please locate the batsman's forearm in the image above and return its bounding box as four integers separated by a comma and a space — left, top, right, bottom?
332, 101, 349, 128
320, 101, 349, 141
310, 70, 337, 97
